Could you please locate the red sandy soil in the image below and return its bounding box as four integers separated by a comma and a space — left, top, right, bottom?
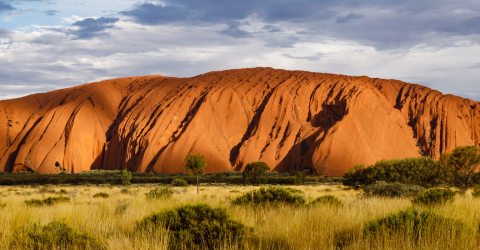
0, 68, 478, 175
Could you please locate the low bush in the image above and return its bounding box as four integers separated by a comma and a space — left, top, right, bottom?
11, 219, 106, 249
342, 157, 452, 188
285, 187, 304, 194
0, 178, 15, 185
39, 186, 55, 194
25, 196, 70, 207
363, 207, 468, 242
93, 192, 110, 198
231, 187, 306, 206
363, 181, 425, 197
136, 203, 246, 249
411, 188, 456, 206
309, 195, 344, 207
171, 179, 188, 187
472, 187, 480, 198
145, 187, 173, 200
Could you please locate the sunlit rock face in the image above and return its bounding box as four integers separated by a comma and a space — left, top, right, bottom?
0, 68, 478, 175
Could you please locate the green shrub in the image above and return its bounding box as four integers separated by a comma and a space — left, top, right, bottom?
363, 181, 425, 197
285, 187, 304, 194
343, 157, 452, 188
412, 188, 456, 206
121, 170, 132, 186
11, 219, 106, 249
364, 207, 468, 241
309, 195, 344, 207
171, 179, 188, 187
0, 178, 15, 185
145, 187, 173, 200
472, 187, 480, 198
25, 196, 70, 207
93, 192, 110, 198
231, 187, 306, 206
243, 162, 270, 185
136, 203, 246, 249
295, 172, 306, 185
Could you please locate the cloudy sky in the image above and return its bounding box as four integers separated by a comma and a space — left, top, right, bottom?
0, 0, 479, 101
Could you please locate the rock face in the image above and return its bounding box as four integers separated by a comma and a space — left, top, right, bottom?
0, 68, 478, 175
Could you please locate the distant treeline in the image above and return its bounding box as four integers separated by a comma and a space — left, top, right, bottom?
343, 146, 480, 191
0, 170, 342, 186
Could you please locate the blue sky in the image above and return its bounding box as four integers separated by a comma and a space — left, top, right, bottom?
0, 0, 479, 101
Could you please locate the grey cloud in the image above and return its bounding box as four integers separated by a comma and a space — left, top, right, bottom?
282, 53, 323, 61
120, 0, 338, 25
218, 22, 251, 38
466, 62, 480, 69
71, 17, 119, 39
119, 3, 190, 25
44, 9, 59, 16
262, 25, 281, 33
336, 13, 366, 24
0, 28, 12, 37
0, 1, 14, 13
117, 0, 480, 50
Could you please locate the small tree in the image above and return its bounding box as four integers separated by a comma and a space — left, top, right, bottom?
184, 153, 207, 194
243, 162, 270, 185
440, 145, 480, 191
295, 171, 306, 185
121, 170, 132, 186
214, 172, 224, 185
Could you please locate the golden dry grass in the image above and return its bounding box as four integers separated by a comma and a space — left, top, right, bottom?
0, 183, 478, 249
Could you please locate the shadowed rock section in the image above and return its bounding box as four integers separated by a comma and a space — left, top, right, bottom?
0, 68, 478, 175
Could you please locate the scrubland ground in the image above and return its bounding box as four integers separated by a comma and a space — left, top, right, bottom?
0, 183, 479, 249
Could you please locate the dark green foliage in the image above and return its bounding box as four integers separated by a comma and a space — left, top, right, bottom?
184, 154, 207, 175
25, 196, 70, 207
472, 186, 480, 198
342, 157, 452, 188
171, 178, 188, 187
121, 170, 132, 186
440, 145, 480, 190
184, 153, 207, 194
145, 187, 173, 200
0, 170, 327, 186
93, 192, 109, 198
285, 187, 304, 194
412, 188, 456, 206
0, 178, 15, 185
363, 181, 426, 197
11, 219, 106, 249
136, 203, 246, 249
295, 172, 306, 185
305, 176, 325, 183
243, 162, 270, 185
309, 194, 344, 207
213, 172, 224, 184
364, 207, 468, 240
231, 187, 306, 206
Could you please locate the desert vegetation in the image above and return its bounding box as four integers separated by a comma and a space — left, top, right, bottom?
0, 180, 478, 249
0, 146, 479, 249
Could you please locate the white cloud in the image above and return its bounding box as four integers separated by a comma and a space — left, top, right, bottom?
0, 1, 479, 102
